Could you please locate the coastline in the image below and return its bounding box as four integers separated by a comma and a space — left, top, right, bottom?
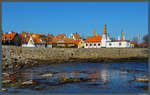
2, 45, 148, 71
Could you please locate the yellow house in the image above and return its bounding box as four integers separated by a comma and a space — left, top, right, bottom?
74, 39, 84, 48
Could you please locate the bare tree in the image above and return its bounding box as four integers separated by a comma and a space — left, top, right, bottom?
143, 34, 148, 43
132, 37, 139, 44
110, 37, 116, 41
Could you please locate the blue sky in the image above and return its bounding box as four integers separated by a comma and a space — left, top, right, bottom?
2, 2, 148, 41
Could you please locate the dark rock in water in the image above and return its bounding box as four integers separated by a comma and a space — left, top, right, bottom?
34, 86, 46, 90
120, 69, 144, 73
138, 86, 148, 90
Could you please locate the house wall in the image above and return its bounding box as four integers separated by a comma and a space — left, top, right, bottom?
78, 41, 84, 48
106, 41, 130, 48
47, 44, 52, 48
84, 42, 101, 48
130, 44, 134, 47
101, 34, 111, 48
22, 44, 28, 47
36, 44, 45, 47
27, 37, 35, 47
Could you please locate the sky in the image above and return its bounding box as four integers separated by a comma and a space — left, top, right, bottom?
2, 2, 148, 41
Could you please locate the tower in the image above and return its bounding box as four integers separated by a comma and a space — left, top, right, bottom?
93, 29, 96, 36
104, 24, 107, 34
121, 29, 124, 41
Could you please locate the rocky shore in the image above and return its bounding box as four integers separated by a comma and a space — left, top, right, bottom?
1, 46, 148, 92
2, 45, 148, 71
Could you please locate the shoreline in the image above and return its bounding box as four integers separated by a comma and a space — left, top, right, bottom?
2, 55, 148, 72
2, 46, 148, 71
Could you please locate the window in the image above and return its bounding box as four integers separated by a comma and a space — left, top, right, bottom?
109, 43, 112, 46
90, 44, 92, 46
94, 43, 96, 46
58, 40, 64, 43
119, 43, 122, 46
98, 43, 100, 46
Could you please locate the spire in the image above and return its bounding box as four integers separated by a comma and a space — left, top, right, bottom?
93, 28, 96, 36
104, 24, 107, 34
121, 29, 124, 41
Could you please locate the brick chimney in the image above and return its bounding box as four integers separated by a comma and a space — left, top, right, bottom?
93, 28, 96, 36
104, 24, 107, 34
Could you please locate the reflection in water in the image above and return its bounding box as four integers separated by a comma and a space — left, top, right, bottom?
2, 62, 148, 93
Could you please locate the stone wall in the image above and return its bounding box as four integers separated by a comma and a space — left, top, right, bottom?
2, 45, 148, 62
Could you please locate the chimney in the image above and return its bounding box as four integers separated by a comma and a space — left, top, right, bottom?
121, 29, 124, 41
104, 24, 107, 34
93, 29, 96, 36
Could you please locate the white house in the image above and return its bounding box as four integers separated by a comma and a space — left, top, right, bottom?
70, 33, 82, 40
84, 29, 102, 48
22, 35, 52, 48
22, 36, 35, 47
84, 24, 134, 48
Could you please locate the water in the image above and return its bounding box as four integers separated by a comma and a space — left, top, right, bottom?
3, 62, 148, 93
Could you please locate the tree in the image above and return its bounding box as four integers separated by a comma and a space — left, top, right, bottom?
132, 37, 139, 44
110, 37, 116, 41
143, 34, 148, 43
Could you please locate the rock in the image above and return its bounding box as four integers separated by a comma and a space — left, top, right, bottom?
2, 80, 12, 84
2, 72, 9, 77
22, 80, 36, 85
134, 75, 148, 82
41, 73, 53, 77
1, 88, 8, 91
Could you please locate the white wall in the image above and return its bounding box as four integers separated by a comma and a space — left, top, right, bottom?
106, 41, 130, 48
36, 44, 45, 47
84, 42, 101, 48
47, 44, 52, 48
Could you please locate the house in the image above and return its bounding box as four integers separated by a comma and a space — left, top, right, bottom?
21, 33, 50, 47
2, 31, 21, 46
130, 41, 134, 47
56, 33, 67, 39
106, 29, 131, 48
84, 33, 102, 48
19, 32, 31, 47
52, 37, 75, 48
46, 33, 54, 48
135, 42, 148, 48
74, 39, 84, 48
70, 33, 82, 40
84, 24, 133, 48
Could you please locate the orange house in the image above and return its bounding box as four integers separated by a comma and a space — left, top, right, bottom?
2, 31, 21, 46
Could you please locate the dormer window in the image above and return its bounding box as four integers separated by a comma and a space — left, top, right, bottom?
58, 40, 64, 43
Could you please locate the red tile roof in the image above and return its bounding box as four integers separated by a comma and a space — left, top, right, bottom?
19, 32, 30, 43
72, 33, 82, 39
130, 41, 134, 44
2, 32, 16, 41
74, 40, 81, 45
52, 37, 75, 44
85, 35, 102, 43
56, 33, 66, 39
136, 42, 148, 47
